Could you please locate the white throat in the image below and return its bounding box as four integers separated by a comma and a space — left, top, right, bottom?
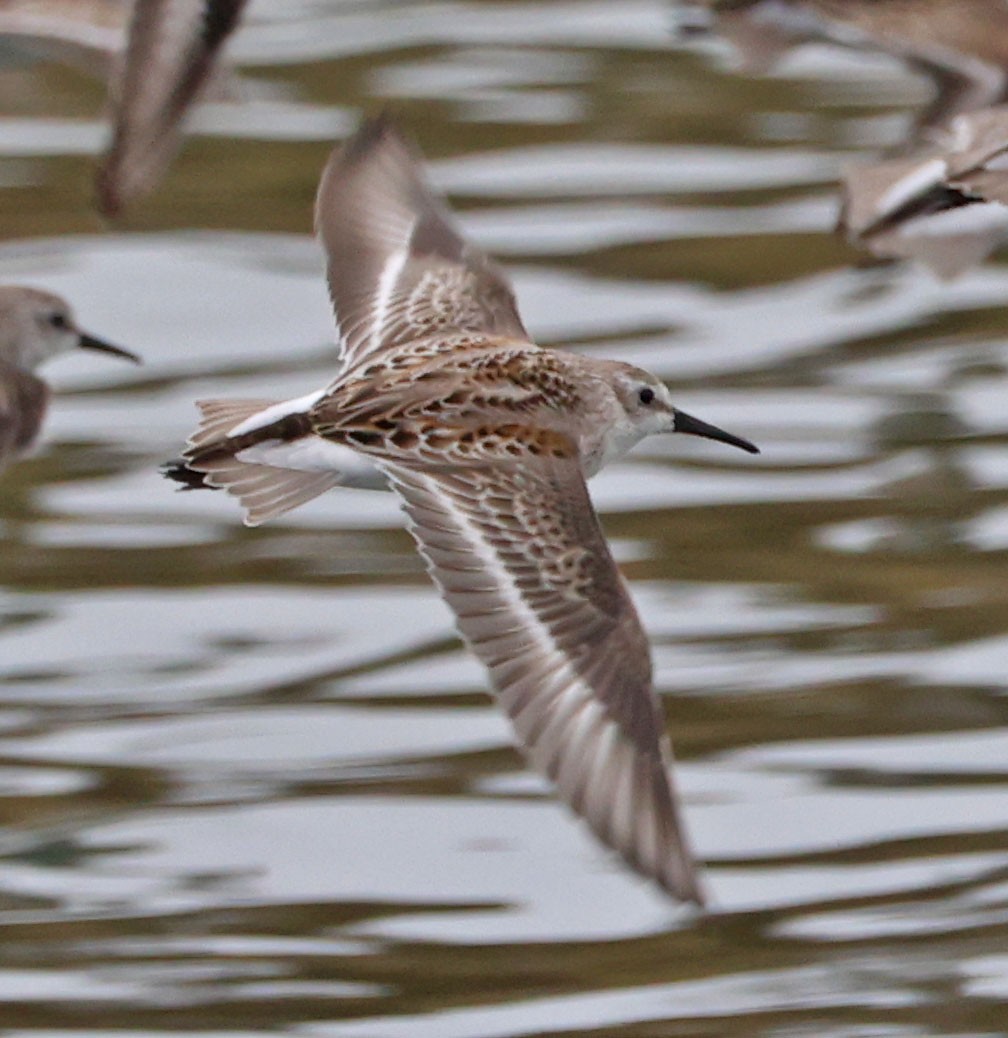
584, 414, 650, 478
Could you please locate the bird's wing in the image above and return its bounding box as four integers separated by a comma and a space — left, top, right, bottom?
0, 373, 18, 467
96, 0, 249, 216
0, 364, 49, 468
378, 452, 704, 904
314, 116, 529, 379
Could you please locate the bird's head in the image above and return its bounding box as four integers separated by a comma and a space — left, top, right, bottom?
610, 363, 759, 455
0, 287, 140, 371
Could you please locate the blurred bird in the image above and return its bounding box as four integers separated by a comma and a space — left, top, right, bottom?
0, 286, 140, 469
0, 1, 249, 214
839, 105, 1008, 277
676, 0, 1008, 132
676, 1, 1008, 275
165, 117, 761, 904
96, 0, 250, 216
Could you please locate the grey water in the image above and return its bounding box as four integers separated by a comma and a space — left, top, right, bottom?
1, 1, 1008, 1035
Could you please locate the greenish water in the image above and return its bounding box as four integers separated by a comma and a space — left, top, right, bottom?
1, 2, 1008, 1035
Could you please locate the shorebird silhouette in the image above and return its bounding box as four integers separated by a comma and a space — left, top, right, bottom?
165, 117, 759, 904
0, 286, 139, 470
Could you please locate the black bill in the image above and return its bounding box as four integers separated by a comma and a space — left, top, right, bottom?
672, 408, 759, 455
78, 332, 142, 364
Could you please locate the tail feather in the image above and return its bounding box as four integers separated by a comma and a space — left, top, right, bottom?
196, 455, 338, 526
188, 398, 277, 450
168, 396, 340, 526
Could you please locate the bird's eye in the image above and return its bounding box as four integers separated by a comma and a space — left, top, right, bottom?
638, 387, 655, 405
48, 312, 68, 329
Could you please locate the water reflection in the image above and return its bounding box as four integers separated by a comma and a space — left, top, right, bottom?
0, 1, 1008, 1036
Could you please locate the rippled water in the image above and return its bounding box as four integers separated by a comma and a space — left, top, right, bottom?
2, 1, 1008, 1034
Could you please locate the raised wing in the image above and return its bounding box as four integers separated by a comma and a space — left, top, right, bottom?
314, 116, 529, 378
96, 0, 249, 216
379, 453, 704, 904
0, 363, 49, 469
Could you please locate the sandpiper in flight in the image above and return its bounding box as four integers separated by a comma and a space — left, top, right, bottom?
166, 117, 760, 904
0, 286, 140, 470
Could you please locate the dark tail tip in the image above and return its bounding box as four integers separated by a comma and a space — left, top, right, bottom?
162, 458, 218, 491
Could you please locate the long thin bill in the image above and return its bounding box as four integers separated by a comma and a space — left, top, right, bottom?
673, 408, 759, 454
78, 332, 142, 364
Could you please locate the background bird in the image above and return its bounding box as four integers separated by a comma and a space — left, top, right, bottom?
0, 285, 140, 470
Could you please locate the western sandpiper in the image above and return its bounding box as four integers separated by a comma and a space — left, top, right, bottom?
96, 0, 249, 215
0, 286, 139, 469
166, 117, 759, 904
